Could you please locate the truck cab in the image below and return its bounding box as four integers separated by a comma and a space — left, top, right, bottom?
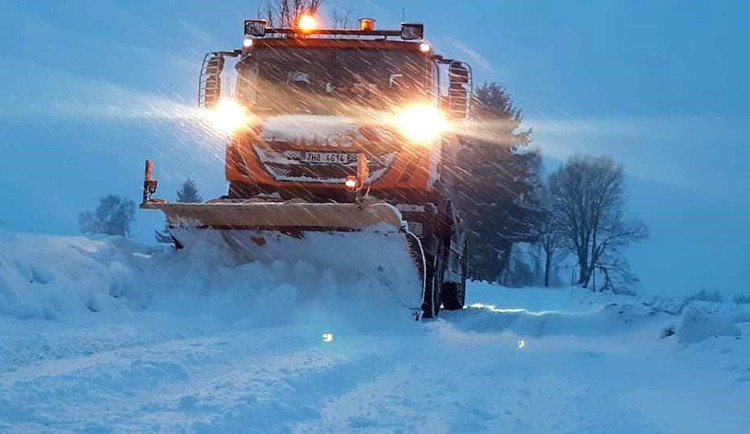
200, 18, 472, 205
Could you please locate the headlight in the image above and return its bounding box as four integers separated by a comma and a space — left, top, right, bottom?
393, 105, 447, 145
203, 99, 248, 134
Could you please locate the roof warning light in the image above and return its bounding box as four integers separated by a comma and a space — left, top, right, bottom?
298, 14, 318, 32
359, 18, 376, 31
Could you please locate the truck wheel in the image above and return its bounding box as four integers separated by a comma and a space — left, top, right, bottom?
441, 282, 465, 310
421, 249, 444, 319
441, 243, 467, 310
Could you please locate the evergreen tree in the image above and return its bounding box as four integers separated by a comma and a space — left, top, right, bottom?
176, 179, 202, 203
451, 83, 544, 282
155, 179, 203, 243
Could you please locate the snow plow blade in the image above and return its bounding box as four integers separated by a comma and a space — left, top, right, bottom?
141, 200, 426, 312
140, 200, 405, 231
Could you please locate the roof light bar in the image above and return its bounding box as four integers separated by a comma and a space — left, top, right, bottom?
244, 19, 426, 41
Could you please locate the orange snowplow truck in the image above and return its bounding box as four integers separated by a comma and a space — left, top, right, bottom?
141, 17, 471, 319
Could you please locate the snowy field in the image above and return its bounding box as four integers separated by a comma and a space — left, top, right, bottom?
1, 231, 749, 433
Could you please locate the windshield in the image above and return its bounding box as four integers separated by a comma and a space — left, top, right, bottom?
235, 47, 430, 115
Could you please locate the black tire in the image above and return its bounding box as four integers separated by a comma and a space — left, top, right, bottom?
421, 249, 444, 319
441, 243, 467, 310
441, 282, 465, 311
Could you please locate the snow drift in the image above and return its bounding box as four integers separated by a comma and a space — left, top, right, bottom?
0, 230, 416, 326
0, 230, 138, 319
676, 307, 742, 343
2, 230, 747, 344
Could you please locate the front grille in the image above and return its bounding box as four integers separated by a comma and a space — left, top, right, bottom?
265, 163, 355, 182
254, 146, 395, 183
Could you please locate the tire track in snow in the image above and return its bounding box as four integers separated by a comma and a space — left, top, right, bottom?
0, 323, 408, 432
294, 324, 668, 433
0, 327, 275, 387
166, 338, 402, 432
0, 316, 225, 375
0, 325, 303, 430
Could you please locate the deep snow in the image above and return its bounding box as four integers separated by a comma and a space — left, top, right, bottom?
1, 231, 749, 432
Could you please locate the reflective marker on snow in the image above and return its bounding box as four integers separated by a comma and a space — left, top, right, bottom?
322, 333, 334, 343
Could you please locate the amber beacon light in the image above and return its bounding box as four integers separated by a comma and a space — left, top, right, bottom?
297, 14, 318, 32
359, 18, 376, 31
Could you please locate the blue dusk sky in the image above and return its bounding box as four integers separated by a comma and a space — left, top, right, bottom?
0, 1, 747, 297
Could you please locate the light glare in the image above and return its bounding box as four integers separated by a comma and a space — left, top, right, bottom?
298, 15, 318, 32
203, 99, 248, 134
394, 105, 447, 144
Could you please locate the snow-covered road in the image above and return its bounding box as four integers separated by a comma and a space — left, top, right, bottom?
1, 233, 749, 432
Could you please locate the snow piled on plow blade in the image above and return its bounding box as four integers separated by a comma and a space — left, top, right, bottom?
0, 229, 423, 323
170, 224, 425, 312
141, 199, 426, 314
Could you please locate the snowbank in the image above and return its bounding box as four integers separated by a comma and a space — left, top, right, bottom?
466, 280, 748, 344
445, 302, 659, 338
0, 231, 141, 319
676, 307, 742, 343
1, 230, 747, 345
0, 231, 415, 327
466, 281, 626, 313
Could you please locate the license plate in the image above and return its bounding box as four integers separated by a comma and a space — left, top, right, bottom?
299, 152, 351, 164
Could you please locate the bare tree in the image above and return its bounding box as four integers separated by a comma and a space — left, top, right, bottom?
79, 195, 135, 237
330, 0, 353, 29
547, 154, 648, 290
531, 184, 566, 287
261, 0, 324, 27
539, 220, 565, 287
258, 0, 355, 29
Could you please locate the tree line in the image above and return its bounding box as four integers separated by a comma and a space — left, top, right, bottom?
78, 180, 202, 240
456, 83, 648, 292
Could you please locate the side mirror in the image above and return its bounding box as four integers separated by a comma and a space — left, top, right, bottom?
448, 61, 472, 120
199, 53, 225, 109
